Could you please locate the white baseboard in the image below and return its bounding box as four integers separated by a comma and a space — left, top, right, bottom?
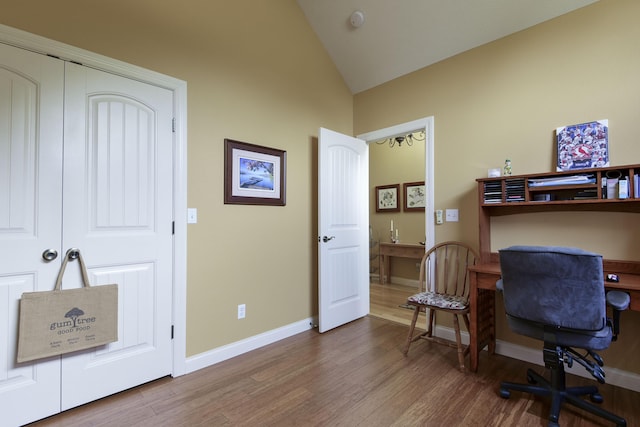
185, 317, 314, 374
433, 325, 640, 393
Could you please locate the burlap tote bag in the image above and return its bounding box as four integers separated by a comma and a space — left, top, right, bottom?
17, 249, 118, 363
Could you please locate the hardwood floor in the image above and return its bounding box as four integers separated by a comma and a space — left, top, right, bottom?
369, 281, 423, 327
29, 313, 638, 426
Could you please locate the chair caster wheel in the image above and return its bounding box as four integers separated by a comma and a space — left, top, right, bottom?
499, 388, 510, 399
590, 393, 603, 404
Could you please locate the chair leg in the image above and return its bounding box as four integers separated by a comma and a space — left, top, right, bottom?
403, 305, 421, 355
425, 309, 435, 337
453, 314, 465, 371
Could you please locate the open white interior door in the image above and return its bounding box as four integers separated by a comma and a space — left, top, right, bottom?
318, 128, 369, 333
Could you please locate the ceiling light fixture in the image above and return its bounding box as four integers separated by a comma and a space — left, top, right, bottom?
376, 131, 425, 148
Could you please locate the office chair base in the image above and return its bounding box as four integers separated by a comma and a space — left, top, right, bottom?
499, 368, 626, 427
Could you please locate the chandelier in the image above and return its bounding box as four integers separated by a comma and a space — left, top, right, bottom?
375, 130, 425, 147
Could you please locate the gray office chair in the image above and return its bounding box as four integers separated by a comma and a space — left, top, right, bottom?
497, 246, 629, 427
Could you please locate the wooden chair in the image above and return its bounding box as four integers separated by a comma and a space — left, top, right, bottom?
403, 241, 479, 371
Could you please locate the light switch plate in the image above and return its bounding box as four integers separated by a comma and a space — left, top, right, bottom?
187, 208, 198, 224
445, 209, 459, 222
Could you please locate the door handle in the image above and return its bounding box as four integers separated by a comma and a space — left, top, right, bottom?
42, 249, 59, 262
322, 236, 335, 243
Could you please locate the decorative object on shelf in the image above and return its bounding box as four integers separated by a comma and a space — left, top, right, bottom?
224, 139, 286, 206
503, 159, 512, 176
403, 181, 426, 212
556, 119, 609, 172
488, 168, 501, 178
375, 130, 425, 148
376, 184, 400, 212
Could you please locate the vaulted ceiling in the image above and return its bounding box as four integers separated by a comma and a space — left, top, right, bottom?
297, 0, 599, 93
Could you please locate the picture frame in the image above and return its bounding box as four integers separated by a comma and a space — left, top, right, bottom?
375, 184, 400, 212
224, 139, 286, 206
556, 119, 609, 172
403, 181, 426, 212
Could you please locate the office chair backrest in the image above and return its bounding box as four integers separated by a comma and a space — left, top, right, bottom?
499, 246, 606, 332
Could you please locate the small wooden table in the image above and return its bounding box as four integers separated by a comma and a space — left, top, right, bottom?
379, 243, 425, 284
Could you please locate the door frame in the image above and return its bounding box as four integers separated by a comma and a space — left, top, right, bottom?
0, 24, 188, 376
357, 116, 435, 252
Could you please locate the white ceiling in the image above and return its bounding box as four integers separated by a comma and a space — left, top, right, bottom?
297, 0, 598, 94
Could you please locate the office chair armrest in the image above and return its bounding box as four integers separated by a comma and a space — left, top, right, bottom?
606, 290, 630, 311
606, 290, 630, 341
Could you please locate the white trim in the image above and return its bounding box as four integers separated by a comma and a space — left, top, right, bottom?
0, 23, 188, 377
357, 117, 435, 251
185, 318, 314, 374
432, 325, 640, 393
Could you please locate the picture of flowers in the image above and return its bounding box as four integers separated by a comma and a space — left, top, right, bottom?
376, 184, 400, 212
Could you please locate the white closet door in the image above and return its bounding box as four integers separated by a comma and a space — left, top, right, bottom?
0, 43, 64, 426
60, 63, 174, 410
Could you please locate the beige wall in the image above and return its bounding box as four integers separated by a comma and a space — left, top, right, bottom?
0, 0, 353, 356
355, 0, 640, 373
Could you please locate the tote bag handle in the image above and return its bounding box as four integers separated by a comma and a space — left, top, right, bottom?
54, 248, 92, 291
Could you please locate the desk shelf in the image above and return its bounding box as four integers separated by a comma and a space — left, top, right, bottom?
476, 163, 640, 263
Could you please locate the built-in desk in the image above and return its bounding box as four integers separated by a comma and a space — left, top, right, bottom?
468, 262, 640, 373
378, 243, 425, 285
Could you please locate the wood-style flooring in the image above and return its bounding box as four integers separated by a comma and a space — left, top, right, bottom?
369, 281, 423, 326
28, 283, 639, 426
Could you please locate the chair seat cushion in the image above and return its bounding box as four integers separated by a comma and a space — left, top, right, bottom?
407, 292, 468, 310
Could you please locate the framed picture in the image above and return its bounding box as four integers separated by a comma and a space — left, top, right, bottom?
403, 181, 426, 212
375, 184, 400, 212
224, 139, 286, 206
556, 119, 609, 172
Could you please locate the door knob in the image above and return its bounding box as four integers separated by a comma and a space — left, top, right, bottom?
42, 249, 58, 261
66, 248, 80, 260
322, 236, 335, 243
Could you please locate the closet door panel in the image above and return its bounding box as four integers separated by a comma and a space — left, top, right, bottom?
0, 42, 64, 427
61, 63, 174, 410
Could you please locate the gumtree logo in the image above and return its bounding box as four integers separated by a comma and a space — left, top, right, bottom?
50, 307, 97, 331
65, 307, 85, 327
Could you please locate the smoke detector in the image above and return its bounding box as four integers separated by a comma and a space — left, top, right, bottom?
350, 10, 365, 28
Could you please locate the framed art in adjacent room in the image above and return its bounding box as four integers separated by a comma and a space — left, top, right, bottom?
375, 184, 400, 212
224, 139, 287, 206
403, 181, 426, 212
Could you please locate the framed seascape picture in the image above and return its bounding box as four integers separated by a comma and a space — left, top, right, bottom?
403, 181, 426, 212
375, 184, 400, 212
556, 119, 609, 171
224, 139, 287, 206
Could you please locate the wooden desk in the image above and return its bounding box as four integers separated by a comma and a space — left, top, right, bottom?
379, 243, 425, 285
468, 262, 640, 372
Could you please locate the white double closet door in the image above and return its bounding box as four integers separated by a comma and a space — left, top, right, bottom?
1, 43, 174, 426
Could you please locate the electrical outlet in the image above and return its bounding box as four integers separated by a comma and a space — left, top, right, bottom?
237, 304, 246, 319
